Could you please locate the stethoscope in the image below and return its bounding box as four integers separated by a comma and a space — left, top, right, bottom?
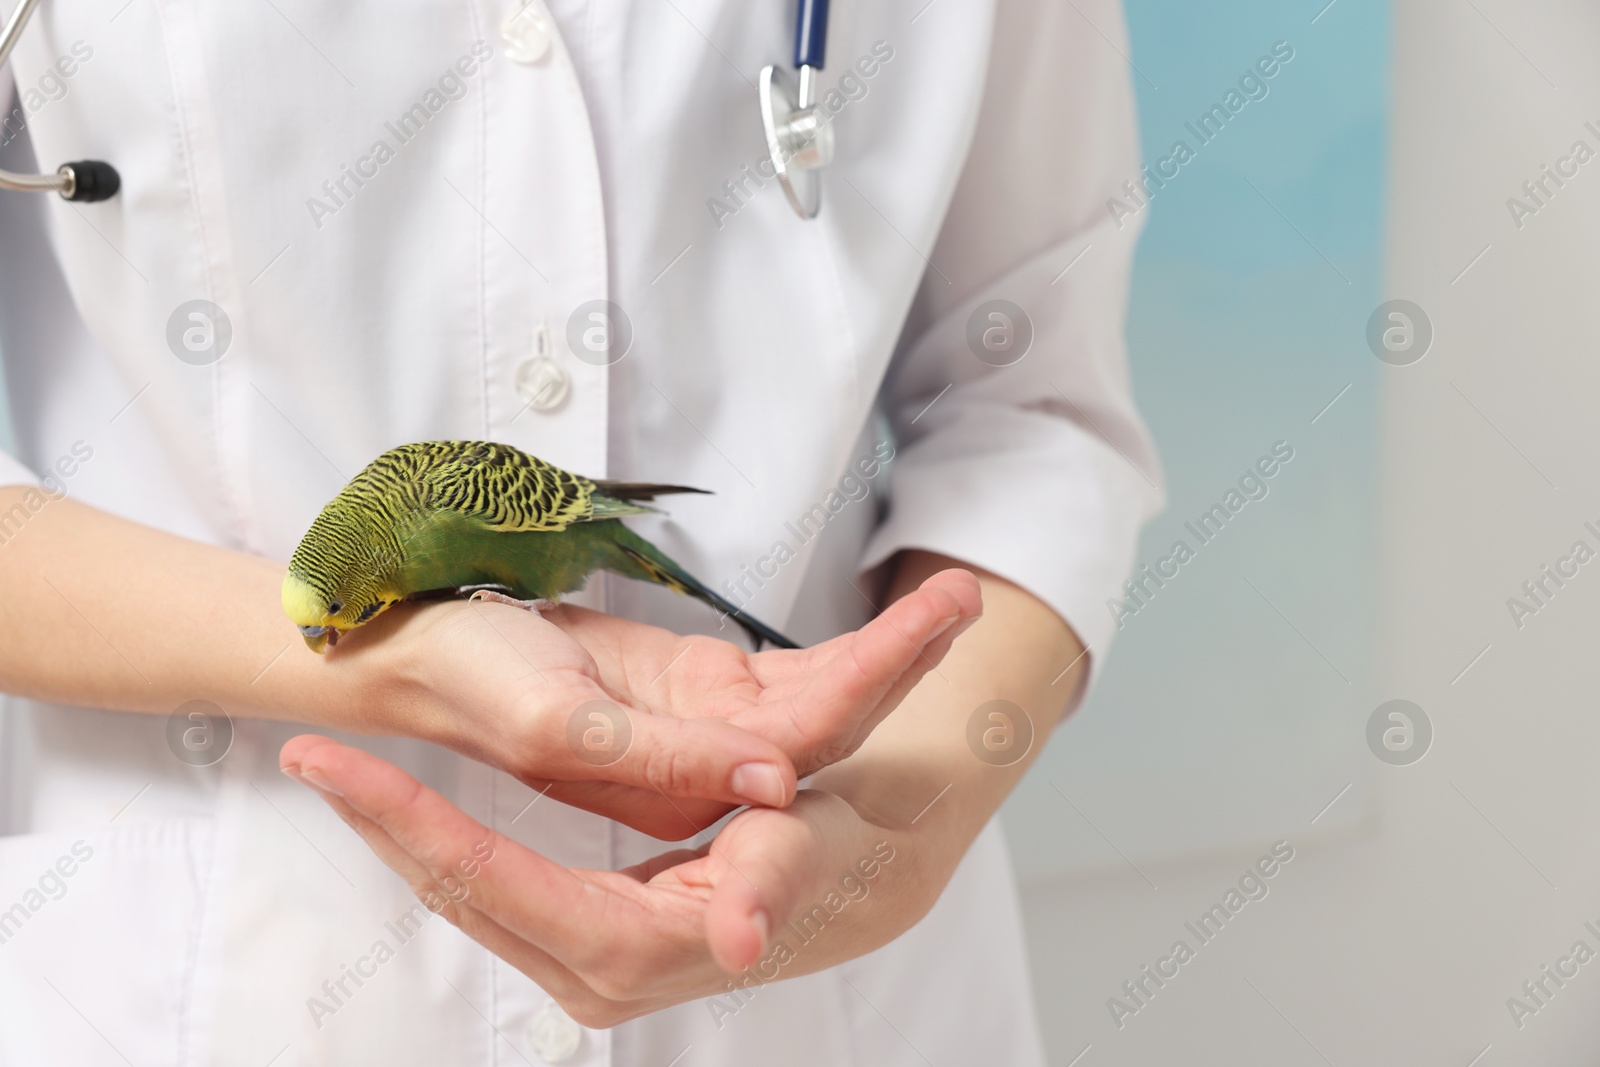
759, 0, 834, 219
0, 0, 830, 213
0, 0, 119, 200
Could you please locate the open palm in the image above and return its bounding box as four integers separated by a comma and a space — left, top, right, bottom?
337, 568, 980, 838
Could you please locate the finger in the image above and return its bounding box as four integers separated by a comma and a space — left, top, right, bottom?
900, 566, 985, 615
443, 903, 649, 1028
556, 704, 799, 812
284, 747, 634, 1022
698, 796, 860, 973
746, 568, 982, 682
842, 571, 986, 736
282, 739, 479, 919
327, 788, 653, 1028
815, 568, 981, 735
534, 778, 736, 842
744, 569, 982, 767
280, 735, 630, 969
285, 737, 728, 1015
616, 847, 706, 883
794, 569, 980, 711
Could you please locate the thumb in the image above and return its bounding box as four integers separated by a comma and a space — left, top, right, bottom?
702, 793, 866, 974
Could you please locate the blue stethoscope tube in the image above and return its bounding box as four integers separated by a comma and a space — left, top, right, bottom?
793, 0, 829, 72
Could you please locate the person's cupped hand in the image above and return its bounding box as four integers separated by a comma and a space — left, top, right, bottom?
281, 734, 939, 1027
326, 568, 980, 838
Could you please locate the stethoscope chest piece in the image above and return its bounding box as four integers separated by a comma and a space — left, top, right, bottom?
759, 0, 833, 219
758, 63, 833, 219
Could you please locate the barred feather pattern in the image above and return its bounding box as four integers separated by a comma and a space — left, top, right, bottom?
404, 440, 593, 531
287, 440, 595, 599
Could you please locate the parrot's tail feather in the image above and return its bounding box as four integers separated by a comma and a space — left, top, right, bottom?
591, 480, 712, 501
611, 538, 801, 650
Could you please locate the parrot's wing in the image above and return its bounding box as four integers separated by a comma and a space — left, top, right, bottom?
588, 479, 710, 520
364, 442, 676, 535
409, 441, 600, 532
588, 495, 661, 520
590, 479, 711, 501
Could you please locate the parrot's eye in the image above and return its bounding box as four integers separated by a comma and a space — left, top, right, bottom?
327, 599, 344, 615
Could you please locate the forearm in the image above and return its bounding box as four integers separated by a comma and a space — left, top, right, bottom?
814, 550, 1085, 886
0, 488, 389, 728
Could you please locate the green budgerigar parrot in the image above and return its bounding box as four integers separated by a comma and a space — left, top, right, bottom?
281, 440, 798, 653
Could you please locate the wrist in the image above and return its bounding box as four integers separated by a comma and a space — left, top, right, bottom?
256, 595, 439, 743
817, 765, 974, 902
331, 601, 448, 741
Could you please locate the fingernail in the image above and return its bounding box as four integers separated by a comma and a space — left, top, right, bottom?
299, 765, 346, 798
281, 765, 306, 784
751, 908, 770, 951
930, 614, 961, 640
731, 762, 787, 808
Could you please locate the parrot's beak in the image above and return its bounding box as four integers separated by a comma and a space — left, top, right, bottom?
298, 624, 332, 654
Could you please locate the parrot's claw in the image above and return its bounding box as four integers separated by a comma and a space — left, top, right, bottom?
467, 589, 556, 615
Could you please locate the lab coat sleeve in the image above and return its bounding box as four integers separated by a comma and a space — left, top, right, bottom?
859, 0, 1164, 683
0, 72, 36, 491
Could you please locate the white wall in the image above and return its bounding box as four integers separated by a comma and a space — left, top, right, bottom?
1017, 1, 1600, 1062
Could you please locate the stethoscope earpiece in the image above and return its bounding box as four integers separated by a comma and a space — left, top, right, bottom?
57, 160, 121, 202
0, 0, 122, 202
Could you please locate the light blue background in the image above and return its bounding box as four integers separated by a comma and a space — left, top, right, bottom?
1003, 0, 1390, 873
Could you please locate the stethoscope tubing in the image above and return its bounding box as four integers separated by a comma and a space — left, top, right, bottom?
0, 0, 120, 199
793, 0, 828, 71
0, 0, 836, 208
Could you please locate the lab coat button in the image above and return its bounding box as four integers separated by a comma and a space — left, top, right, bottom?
501, 2, 553, 65
516, 356, 569, 412
527, 1000, 582, 1063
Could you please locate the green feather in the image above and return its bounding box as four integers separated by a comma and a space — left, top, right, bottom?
284, 440, 797, 649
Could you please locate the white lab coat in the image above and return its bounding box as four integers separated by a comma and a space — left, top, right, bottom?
0, 0, 1160, 1063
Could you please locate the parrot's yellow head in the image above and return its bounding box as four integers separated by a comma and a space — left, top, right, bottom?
281, 571, 402, 653
282, 505, 408, 653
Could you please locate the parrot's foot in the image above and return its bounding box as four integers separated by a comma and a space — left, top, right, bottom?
467, 589, 556, 615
